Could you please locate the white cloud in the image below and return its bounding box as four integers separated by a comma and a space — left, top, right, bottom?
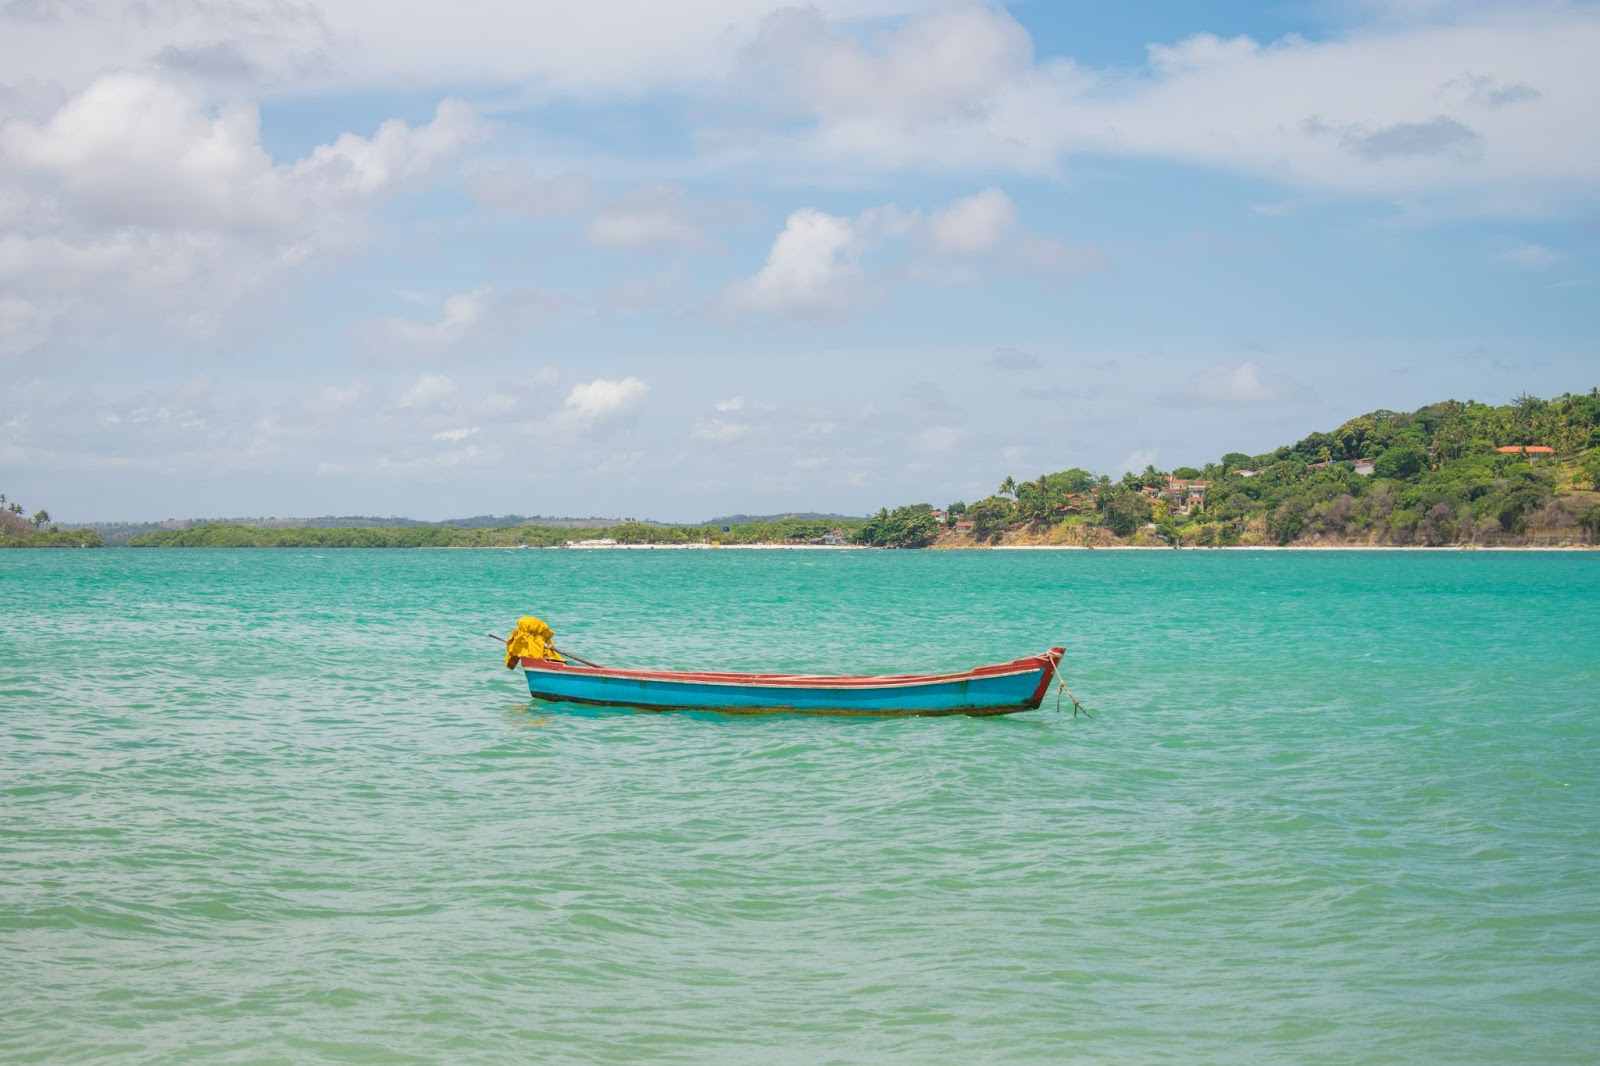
744, 5, 1033, 121
2, 77, 486, 232
397, 373, 457, 410
724, 189, 1097, 320
731, 5, 1600, 211
288, 98, 489, 199
4, 75, 278, 230
432, 426, 479, 442
564, 376, 649, 420
359, 288, 486, 361
690, 418, 751, 444
714, 396, 746, 412
921, 187, 1015, 256
0, 76, 488, 357
6, 2, 1596, 217
0, 0, 948, 100
918, 187, 1102, 275
723, 208, 866, 318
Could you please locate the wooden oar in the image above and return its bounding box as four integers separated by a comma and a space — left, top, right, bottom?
487, 633, 604, 669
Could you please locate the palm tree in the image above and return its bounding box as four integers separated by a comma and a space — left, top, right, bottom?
32, 509, 49, 529
998, 475, 1017, 498
1025, 474, 1054, 521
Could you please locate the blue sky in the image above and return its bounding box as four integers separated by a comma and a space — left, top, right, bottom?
1, 0, 1596, 523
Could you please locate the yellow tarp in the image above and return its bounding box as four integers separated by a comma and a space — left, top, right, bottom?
505, 616, 567, 669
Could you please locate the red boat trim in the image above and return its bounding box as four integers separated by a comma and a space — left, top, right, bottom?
1027, 647, 1066, 708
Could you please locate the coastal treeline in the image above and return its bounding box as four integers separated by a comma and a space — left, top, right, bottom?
0, 491, 101, 547
858, 505, 940, 548
939, 390, 1600, 548
130, 516, 864, 548
104, 388, 1600, 551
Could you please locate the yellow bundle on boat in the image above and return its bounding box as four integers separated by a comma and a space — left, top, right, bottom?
505, 616, 567, 669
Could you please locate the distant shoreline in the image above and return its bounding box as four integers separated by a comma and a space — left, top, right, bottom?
435, 541, 1596, 552
984, 543, 1597, 552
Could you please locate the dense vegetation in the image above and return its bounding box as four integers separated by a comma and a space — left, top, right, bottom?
857, 504, 940, 548
130, 516, 863, 548
936, 390, 1600, 548
87, 513, 640, 545
0, 491, 101, 547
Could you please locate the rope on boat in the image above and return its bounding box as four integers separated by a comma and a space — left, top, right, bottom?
487, 632, 603, 669
1049, 651, 1092, 718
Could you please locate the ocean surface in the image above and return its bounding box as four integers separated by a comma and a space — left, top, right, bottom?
2, 547, 1597, 1064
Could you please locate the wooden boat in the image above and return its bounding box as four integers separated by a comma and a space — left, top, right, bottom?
517, 647, 1067, 717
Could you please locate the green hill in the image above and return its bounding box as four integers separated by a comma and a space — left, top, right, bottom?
867, 390, 1600, 549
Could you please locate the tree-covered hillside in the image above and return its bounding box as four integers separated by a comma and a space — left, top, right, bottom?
905, 390, 1600, 548
0, 491, 101, 547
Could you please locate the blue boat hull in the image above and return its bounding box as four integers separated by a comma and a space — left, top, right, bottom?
520, 649, 1065, 717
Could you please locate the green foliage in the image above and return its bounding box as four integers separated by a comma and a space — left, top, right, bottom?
857, 505, 938, 548
714, 517, 863, 544
1374, 444, 1428, 480
1096, 486, 1153, 537
1579, 450, 1600, 491
965, 496, 1015, 541
1014, 475, 1061, 523
1491, 475, 1548, 535
865, 386, 1598, 548
0, 527, 103, 548
129, 517, 867, 549
1044, 468, 1098, 495
0, 492, 100, 547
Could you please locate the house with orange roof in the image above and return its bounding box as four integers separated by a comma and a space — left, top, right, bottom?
1158, 476, 1211, 514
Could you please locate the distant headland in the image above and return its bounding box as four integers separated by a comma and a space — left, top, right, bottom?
16, 389, 1599, 551
905, 389, 1599, 551
0, 492, 100, 547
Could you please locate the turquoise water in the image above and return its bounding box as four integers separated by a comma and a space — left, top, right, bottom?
2, 548, 1597, 1063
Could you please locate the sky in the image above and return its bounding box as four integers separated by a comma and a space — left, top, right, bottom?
1, 0, 1597, 524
